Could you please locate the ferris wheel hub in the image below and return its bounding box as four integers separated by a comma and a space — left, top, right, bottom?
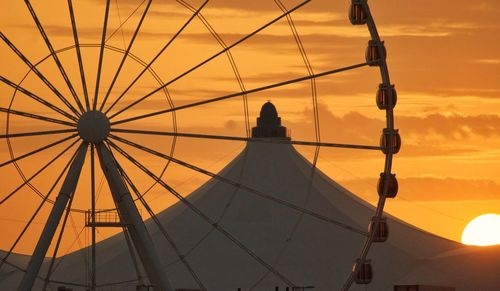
77, 110, 111, 143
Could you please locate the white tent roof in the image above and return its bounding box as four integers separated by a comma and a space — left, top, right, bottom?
2, 142, 499, 290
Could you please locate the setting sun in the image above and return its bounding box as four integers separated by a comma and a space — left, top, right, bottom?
461, 214, 500, 246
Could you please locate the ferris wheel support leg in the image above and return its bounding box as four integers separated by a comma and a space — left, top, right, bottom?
96, 143, 173, 291
17, 143, 88, 291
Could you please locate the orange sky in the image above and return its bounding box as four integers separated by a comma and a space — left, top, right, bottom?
1, 0, 499, 256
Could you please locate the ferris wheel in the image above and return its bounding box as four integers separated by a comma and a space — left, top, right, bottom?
0, 0, 400, 290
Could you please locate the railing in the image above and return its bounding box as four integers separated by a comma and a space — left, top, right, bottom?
85, 209, 142, 227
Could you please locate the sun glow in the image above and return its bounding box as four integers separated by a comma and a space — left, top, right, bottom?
461, 214, 500, 246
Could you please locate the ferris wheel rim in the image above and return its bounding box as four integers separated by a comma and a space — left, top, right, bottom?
4, 43, 178, 213
0, 0, 399, 290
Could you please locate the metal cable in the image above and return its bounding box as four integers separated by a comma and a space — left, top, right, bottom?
274, 0, 320, 164
109, 134, 368, 236
114, 157, 207, 291
99, 0, 153, 111
249, 2, 323, 287
177, 0, 251, 137
111, 62, 368, 126
108, 0, 311, 121
107, 139, 296, 287
104, 0, 209, 116
106, 0, 147, 43
163, 149, 250, 268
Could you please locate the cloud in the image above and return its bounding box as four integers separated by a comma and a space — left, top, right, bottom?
472, 59, 500, 65
10, 23, 175, 42
147, 10, 191, 19
398, 113, 500, 140
341, 176, 500, 201
292, 104, 500, 143
111, 100, 500, 153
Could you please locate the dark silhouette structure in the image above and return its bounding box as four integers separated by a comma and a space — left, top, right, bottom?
251, 101, 289, 139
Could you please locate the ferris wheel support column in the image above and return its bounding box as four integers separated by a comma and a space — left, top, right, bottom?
18, 142, 88, 291
96, 143, 173, 291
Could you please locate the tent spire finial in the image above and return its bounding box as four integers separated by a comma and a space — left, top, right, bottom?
251, 101, 289, 139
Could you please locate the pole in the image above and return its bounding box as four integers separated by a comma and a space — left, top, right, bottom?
96, 143, 173, 291
18, 143, 88, 291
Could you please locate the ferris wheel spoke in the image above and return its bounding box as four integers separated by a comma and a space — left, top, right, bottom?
0, 137, 79, 206
108, 135, 368, 236
108, 141, 295, 287
103, 0, 209, 115
0, 75, 79, 122
98, 0, 152, 112
0, 147, 78, 271
68, 0, 90, 111
0, 129, 77, 139
113, 158, 207, 291
0, 134, 78, 169
108, 0, 311, 120
0, 107, 76, 127
24, 1, 85, 114
176, 0, 252, 137
110, 128, 381, 151
111, 62, 368, 126
92, 0, 111, 110
0, 33, 82, 118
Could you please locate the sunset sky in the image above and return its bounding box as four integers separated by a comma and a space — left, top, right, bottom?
1, 0, 499, 256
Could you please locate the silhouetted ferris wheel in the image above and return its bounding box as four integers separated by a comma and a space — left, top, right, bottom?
0, 0, 400, 290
